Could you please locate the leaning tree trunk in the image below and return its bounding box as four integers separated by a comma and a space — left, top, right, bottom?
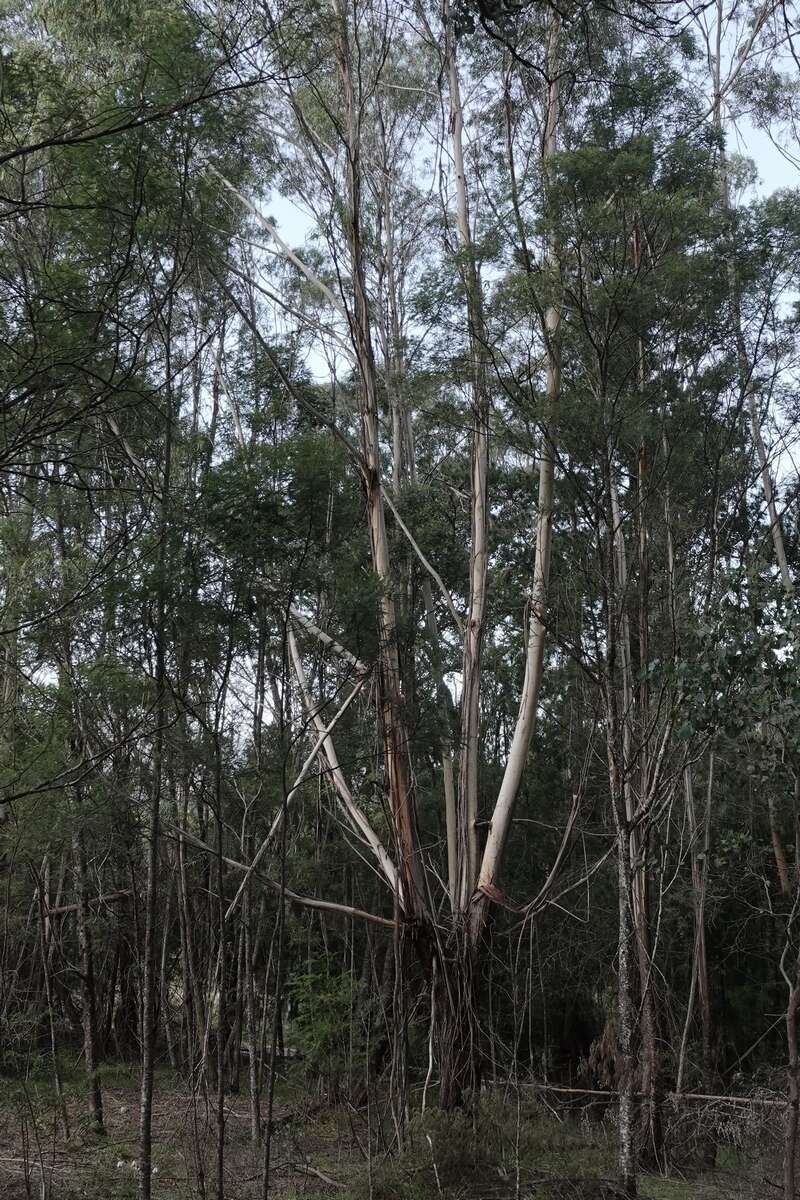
470, 6, 561, 942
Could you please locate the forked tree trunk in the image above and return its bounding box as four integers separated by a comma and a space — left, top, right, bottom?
334, 0, 425, 922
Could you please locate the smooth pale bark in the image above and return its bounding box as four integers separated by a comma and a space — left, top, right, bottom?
472, 427, 554, 934
209, 164, 348, 321
288, 608, 369, 678
287, 627, 399, 896
615, 815, 637, 1199
471, 9, 561, 939
444, 1, 490, 910
634, 348, 663, 1168
382, 487, 465, 638
665, 429, 716, 1113
420, 576, 459, 909
176, 828, 396, 929
224, 673, 369, 920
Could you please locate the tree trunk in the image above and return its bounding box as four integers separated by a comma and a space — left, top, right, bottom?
334, 0, 425, 921
73, 814, 105, 1134
615, 825, 638, 1199
138, 329, 173, 1200
470, 4, 561, 941
436, 934, 481, 1111
785, 965, 800, 1200
444, 0, 489, 910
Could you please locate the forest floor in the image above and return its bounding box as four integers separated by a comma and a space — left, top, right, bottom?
0, 1062, 783, 1200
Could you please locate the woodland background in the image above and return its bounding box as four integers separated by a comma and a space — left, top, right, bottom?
2, 0, 800, 1198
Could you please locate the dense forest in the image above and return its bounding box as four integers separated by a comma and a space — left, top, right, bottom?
2, 0, 800, 1197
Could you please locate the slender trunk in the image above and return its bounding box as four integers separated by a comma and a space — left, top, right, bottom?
334, 0, 424, 920
215, 741, 226, 1200
159, 889, 178, 1071
785, 963, 800, 1200
73, 815, 104, 1133
615, 816, 637, 1199
607, 659, 637, 1196
244, 881, 261, 1143
260, 779, 288, 1200
666, 430, 715, 1118
37, 866, 70, 1138
470, 7, 561, 941
604, 457, 637, 1198
677, 761, 714, 1089
138, 346, 173, 1200
444, 0, 489, 909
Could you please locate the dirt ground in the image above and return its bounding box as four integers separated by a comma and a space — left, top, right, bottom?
0, 1065, 784, 1200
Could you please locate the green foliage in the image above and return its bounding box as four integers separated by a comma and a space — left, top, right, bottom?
287, 962, 367, 1090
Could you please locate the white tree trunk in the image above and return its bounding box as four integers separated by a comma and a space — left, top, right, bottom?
470, 8, 561, 938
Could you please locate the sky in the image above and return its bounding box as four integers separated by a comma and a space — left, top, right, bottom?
739, 119, 799, 196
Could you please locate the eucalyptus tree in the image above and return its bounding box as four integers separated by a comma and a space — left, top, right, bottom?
2, 2, 800, 1198
200, 0, 578, 1113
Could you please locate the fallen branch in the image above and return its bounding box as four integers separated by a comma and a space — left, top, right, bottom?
280, 1161, 344, 1189
381, 487, 465, 637
510, 1081, 787, 1108
45, 889, 132, 916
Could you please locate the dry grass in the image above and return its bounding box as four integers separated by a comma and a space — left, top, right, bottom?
0, 1065, 784, 1200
